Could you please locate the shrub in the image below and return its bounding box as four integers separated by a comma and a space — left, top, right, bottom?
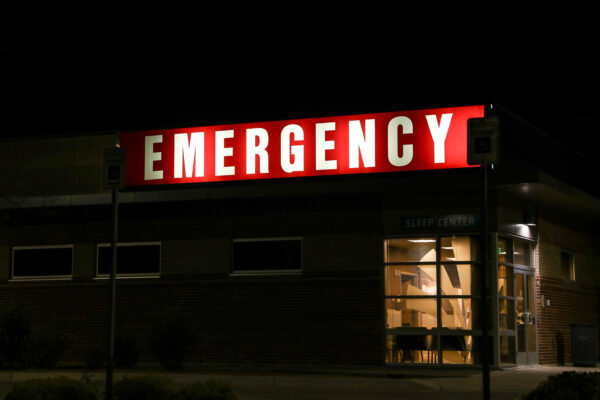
0, 309, 31, 369
5, 377, 98, 400
112, 376, 238, 400
85, 336, 139, 370
177, 379, 238, 400
114, 336, 140, 368
85, 344, 106, 370
113, 375, 176, 400
520, 371, 600, 400
28, 332, 69, 369
150, 315, 196, 370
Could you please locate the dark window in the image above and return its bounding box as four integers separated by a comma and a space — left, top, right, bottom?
560, 250, 575, 281
12, 246, 73, 278
233, 239, 301, 273
97, 243, 160, 276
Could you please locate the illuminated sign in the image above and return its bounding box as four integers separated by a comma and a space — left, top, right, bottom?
400, 214, 480, 230
121, 105, 484, 187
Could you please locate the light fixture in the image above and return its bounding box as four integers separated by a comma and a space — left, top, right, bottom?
441, 246, 453, 250
407, 239, 436, 243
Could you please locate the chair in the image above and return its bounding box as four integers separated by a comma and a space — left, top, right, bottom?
394, 335, 429, 363
440, 335, 468, 363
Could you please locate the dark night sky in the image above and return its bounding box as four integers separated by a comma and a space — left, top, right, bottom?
2, 5, 599, 166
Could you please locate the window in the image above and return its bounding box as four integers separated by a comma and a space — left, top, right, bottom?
560, 250, 575, 281
97, 242, 161, 277
233, 238, 301, 275
12, 245, 73, 280
384, 236, 479, 365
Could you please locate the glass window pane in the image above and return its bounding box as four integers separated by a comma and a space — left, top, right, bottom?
386, 334, 437, 364
498, 299, 515, 330
441, 298, 477, 330
441, 236, 477, 261
386, 298, 437, 328
98, 244, 161, 275
385, 265, 437, 296
13, 247, 72, 278
441, 264, 479, 296
500, 335, 516, 364
513, 240, 532, 266
497, 238, 511, 264
516, 273, 524, 314
441, 335, 474, 364
385, 238, 436, 263
560, 251, 575, 281
498, 264, 514, 297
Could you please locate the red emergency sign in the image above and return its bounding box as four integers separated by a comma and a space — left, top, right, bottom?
121, 105, 485, 187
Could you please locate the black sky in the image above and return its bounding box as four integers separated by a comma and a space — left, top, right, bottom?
2, 5, 599, 165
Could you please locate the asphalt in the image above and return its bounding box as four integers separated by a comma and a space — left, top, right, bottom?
1, 364, 599, 399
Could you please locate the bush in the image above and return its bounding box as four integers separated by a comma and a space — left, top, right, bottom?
85, 344, 106, 370
112, 376, 238, 400
0, 309, 31, 369
113, 375, 176, 400
85, 336, 139, 370
114, 336, 140, 368
5, 377, 98, 400
177, 380, 238, 400
28, 333, 69, 369
521, 371, 600, 400
150, 315, 196, 370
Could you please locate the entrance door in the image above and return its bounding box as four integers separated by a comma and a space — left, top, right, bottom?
515, 270, 538, 364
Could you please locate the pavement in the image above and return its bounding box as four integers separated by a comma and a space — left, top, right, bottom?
1, 364, 599, 400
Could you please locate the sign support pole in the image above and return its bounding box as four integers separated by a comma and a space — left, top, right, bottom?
105, 186, 118, 400
102, 140, 125, 400
480, 162, 490, 400
467, 112, 498, 400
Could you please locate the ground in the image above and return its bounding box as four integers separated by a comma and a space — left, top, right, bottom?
0, 365, 598, 400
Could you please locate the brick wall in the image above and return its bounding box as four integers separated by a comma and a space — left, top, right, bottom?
536, 215, 600, 364
0, 195, 386, 367
1, 274, 383, 366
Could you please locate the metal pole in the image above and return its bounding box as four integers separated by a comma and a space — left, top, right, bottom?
480, 163, 490, 400
105, 187, 118, 400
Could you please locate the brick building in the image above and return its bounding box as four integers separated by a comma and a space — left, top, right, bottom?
0, 104, 598, 368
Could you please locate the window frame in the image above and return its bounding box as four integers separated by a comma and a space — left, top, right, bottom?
384, 235, 480, 365
231, 237, 303, 276
11, 244, 74, 281
95, 241, 161, 279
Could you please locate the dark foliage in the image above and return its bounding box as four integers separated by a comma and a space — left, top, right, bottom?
521, 371, 600, 400
0, 309, 32, 368
177, 379, 238, 400
5, 377, 98, 400
150, 315, 196, 370
113, 375, 176, 400
28, 333, 69, 369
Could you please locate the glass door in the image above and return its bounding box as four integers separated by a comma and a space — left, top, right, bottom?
515, 270, 538, 364
497, 237, 537, 366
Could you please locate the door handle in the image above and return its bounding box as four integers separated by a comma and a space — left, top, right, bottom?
523, 312, 534, 325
